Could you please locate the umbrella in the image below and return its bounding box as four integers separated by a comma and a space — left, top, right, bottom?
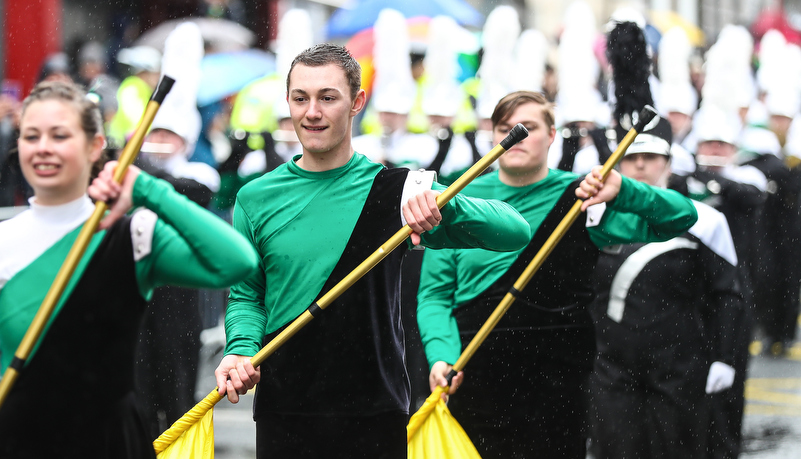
326, 0, 484, 39
152, 124, 531, 456
197, 49, 276, 107
751, 8, 801, 46
344, 16, 480, 96
406, 107, 659, 457
135, 18, 256, 53
648, 10, 705, 47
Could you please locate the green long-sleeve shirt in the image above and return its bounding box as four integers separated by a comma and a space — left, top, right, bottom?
131, 173, 259, 297
223, 153, 531, 358
417, 168, 699, 367
0, 172, 259, 374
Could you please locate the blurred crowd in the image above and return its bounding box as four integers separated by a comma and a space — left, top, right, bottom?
2, 0, 801, 456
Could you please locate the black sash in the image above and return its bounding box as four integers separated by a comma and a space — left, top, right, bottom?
454, 178, 599, 368
255, 167, 413, 416
0, 215, 154, 458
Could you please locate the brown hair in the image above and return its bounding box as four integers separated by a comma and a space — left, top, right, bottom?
21, 81, 108, 179
287, 43, 362, 101
22, 80, 105, 140
491, 91, 555, 129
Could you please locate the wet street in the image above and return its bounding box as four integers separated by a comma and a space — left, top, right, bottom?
203, 339, 801, 458
741, 341, 801, 458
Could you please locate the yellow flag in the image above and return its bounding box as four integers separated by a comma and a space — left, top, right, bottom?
407, 386, 482, 458
154, 390, 220, 458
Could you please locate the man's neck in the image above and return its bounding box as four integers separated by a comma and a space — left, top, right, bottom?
498, 166, 548, 187
296, 148, 355, 172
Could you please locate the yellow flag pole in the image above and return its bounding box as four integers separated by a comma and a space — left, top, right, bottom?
152, 123, 530, 453
249, 125, 529, 367
0, 76, 175, 410
407, 106, 659, 441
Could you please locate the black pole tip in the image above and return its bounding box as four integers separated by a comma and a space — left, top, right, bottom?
150, 76, 176, 104
500, 123, 529, 150
633, 105, 658, 132
445, 368, 458, 386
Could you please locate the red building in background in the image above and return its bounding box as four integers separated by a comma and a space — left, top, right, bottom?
3, 0, 63, 98
1, 0, 281, 98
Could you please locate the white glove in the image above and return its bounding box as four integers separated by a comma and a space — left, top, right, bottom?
705, 361, 736, 394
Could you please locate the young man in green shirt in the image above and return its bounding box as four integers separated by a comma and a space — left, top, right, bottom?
214, 43, 532, 458
417, 91, 699, 458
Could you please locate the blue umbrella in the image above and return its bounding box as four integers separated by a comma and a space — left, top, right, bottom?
197, 49, 276, 107
326, 0, 484, 39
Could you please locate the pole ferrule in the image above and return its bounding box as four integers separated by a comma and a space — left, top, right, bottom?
150, 76, 175, 104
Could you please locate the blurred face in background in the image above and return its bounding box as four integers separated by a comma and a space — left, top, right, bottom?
143, 128, 186, 167
666, 111, 692, 140
770, 114, 793, 146
620, 153, 671, 188
378, 111, 408, 134
696, 140, 736, 171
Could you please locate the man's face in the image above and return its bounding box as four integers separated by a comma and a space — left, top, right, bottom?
619, 153, 671, 187
696, 140, 736, 169
378, 111, 408, 134
770, 114, 793, 144
493, 102, 555, 179
667, 111, 692, 138
145, 128, 185, 155
287, 63, 364, 157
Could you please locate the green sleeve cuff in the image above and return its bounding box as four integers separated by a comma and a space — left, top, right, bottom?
421, 183, 531, 251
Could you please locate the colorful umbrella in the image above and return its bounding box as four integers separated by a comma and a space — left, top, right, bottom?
648, 10, 706, 47
326, 0, 484, 39
197, 49, 276, 107
344, 16, 480, 96
136, 18, 256, 53
750, 8, 801, 46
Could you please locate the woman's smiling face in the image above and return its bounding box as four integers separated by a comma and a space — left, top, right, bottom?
18, 99, 103, 205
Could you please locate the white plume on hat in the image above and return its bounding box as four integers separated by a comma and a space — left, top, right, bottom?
117, 46, 162, 73
757, 29, 787, 94
658, 27, 697, 116
564, 0, 597, 32
715, 25, 756, 110
371, 8, 416, 114
692, 26, 746, 148
512, 29, 548, 92
275, 9, 314, 80
476, 5, 521, 119
740, 124, 782, 156
761, 37, 801, 118
151, 22, 204, 154
692, 104, 742, 146
606, 5, 647, 32
422, 16, 462, 117
702, 35, 746, 115
556, 0, 607, 126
